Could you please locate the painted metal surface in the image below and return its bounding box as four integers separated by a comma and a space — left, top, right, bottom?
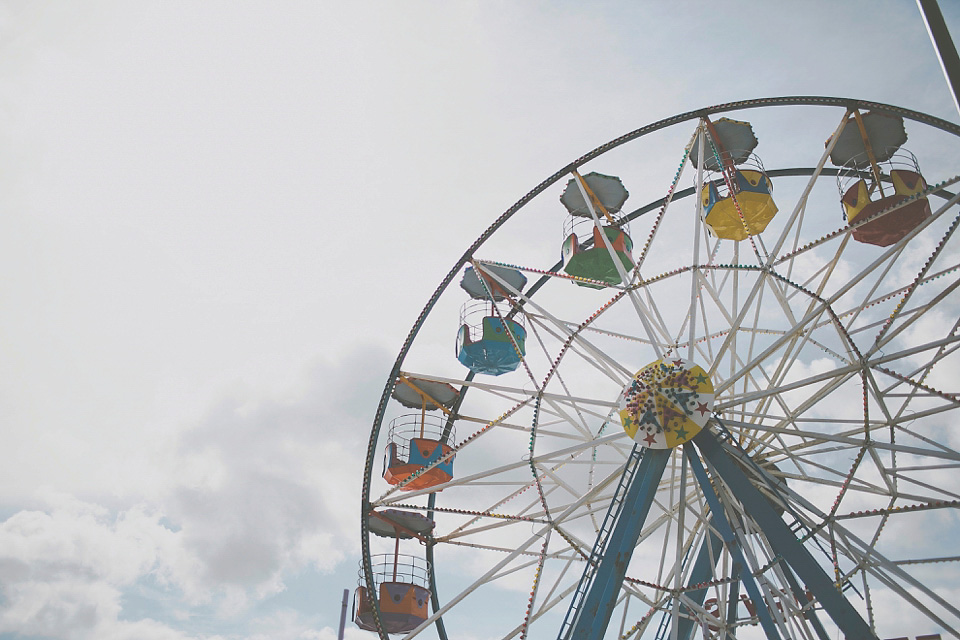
338, 588, 349, 640
391, 376, 459, 410
557, 444, 645, 640
560, 172, 629, 217
367, 509, 434, 540
690, 117, 758, 170
694, 430, 877, 639
360, 98, 960, 639
671, 520, 723, 640
670, 527, 723, 640
459, 264, 528, 301
683, 443, 783, 640
918, 0, 960, 118
828, 112, 908, 167
561, 225, 634, 287
618, 358, 714, 449
564, 447, 671, 640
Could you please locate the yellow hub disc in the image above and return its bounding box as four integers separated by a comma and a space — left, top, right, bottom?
618, 358, 715, 449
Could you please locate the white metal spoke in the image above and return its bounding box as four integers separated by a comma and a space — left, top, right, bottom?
365, 102, 960, 639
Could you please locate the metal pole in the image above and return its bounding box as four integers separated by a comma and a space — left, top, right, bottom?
565, 447, 671, 640
670, 525, 724, 640
683, 444, 783, 640
338, 588, 349, 640
917, 0, 960, 119
694, 430, 877, 639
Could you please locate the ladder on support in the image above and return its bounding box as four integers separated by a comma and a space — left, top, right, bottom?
557, 443, 645, 640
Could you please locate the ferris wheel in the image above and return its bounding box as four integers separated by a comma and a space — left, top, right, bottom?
357, 97, 960, 640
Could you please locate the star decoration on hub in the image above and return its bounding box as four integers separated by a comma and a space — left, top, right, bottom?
618, 357, 715, 449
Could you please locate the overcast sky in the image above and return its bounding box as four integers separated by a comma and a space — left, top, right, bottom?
1, 2, 960, 639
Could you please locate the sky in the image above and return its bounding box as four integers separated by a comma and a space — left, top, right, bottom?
1, 1, 960, 639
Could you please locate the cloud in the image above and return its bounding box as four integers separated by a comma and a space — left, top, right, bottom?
245, 609, 370, 640
0, 345, 391, 638
167, 346, 388, 599
0, 497, 201, 639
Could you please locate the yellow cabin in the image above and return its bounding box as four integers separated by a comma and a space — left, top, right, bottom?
700, 168, 777, 241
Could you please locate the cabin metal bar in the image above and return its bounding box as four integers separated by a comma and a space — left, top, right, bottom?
694, 429, 877, 639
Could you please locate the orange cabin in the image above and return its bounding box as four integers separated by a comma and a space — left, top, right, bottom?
355, 552, 432, 634
354, 582, 431, 634
383, 438, 455, 490
382, 414, 456, 491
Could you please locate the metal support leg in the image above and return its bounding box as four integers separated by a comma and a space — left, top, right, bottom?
565, 448, 671, 640
694, 429, 877, 639
672, 527, 724, 640
683, 443, 783, 640
724, 565, 740, 638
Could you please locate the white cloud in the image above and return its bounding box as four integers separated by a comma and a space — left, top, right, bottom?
0, 345, 389, 638
245, 610, 370, 640
166, 347, 387, 593
0, 499, 201, 640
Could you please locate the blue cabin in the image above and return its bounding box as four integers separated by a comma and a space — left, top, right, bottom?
456, 315, 526, 376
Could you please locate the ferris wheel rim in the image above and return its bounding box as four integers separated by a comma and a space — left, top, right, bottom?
360, 97, 960, 640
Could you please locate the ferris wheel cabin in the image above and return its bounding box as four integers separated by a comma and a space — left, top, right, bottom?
830, 111, 932, 246
456, 304, 527, 375
692, 117, 778, 241
382, 377, 458, 491
455, 265, 528, 375
559, 171, 634, 287
355, 510, 434, 634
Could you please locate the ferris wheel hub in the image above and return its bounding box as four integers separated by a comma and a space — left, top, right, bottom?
618, 358, 715, 449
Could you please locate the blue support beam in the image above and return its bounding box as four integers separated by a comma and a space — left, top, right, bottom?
725, 563, 741, 633
722, 506, 830, 640
694, 429, 877, 639
672, 526, 724, 640
780, 560, 831, 640
565, 447, 671, 640
683, 444, 783, 640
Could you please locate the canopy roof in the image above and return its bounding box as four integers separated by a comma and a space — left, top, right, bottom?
392, 376, 459, 410
368, 509, 434, 539
690, 117, 758, 170
560, 172, 629, 217
828, 111, 907, 168
460, 264, 527, 300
